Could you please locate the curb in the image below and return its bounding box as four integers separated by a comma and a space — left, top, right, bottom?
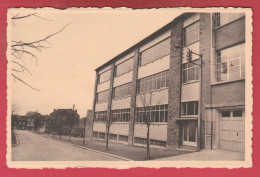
43, 135, 132, 161
11, 131, 19, 147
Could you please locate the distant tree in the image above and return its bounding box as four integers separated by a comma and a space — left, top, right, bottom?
11, 13, 71, 91
80, 117, 88, 144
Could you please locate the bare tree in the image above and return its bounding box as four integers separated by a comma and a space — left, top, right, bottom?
80, 117, 88, 144
68, 105, 76, 141
133, 86, 165, 159
11, 103, 19, 116
11, 13, 71, 91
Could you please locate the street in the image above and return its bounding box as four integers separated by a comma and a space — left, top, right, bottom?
12, 130, 120, 161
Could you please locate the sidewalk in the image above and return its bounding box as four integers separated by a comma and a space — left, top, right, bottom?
43, 133, 189, 161
152, 149, 245, 161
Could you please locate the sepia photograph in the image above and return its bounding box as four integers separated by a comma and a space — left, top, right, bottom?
6, 8, 252, 168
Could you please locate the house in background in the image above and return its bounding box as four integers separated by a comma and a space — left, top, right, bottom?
25, 111, 45, 131
49, 109, 80, 135
12, 115, 27, 130
91, 12, 246, 153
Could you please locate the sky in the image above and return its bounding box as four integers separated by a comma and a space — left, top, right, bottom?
8, 8, 182, 117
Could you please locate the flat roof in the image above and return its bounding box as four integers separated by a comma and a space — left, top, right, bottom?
95, 12, 194, 72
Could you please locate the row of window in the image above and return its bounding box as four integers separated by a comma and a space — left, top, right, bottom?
97, 69, 111, 84
111, 109, 131, 122
214, 13, 245, 28
96, 90, 109, 102
139, 38, 171, 66
137, 70, 169, 94
113, 82, 132, 99
95, 101, 200, 122
134, 137, 166, 147
114, 57, 134, 77
135, 104, 168, 123
92, 131, 129, 143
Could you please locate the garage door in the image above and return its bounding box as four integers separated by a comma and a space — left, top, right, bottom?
220, 110, 245, 152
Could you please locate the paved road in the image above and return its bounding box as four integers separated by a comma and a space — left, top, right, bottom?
12, 130, 120, 161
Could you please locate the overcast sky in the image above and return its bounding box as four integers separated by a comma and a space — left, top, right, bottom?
8, 8, 183, 117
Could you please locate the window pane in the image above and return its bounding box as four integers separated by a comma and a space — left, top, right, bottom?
222, 111, 231, 117
233, 110, 243, 117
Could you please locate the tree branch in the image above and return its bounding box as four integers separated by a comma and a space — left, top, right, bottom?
11, 74, 40, 91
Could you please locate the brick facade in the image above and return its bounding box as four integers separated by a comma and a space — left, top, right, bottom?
166, 19, 183, 148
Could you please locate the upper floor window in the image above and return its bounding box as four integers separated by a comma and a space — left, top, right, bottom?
214, 13, 245, 28
181, 101, 199, 116
96, 90, 109, 102
98, 69, 110, 84
183, 21, 200, 46
216, 43, 245, 82
135, 104, 168, 123
182, 60, 200, 83
94, 111, 107, 122
139, 38, 170, 66
114, 57, 134, 77
111, 109, 130, 122
113, 82, 132, 99
137, 70, 169, 94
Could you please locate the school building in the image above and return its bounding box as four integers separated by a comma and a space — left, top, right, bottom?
90, 12, 246, 152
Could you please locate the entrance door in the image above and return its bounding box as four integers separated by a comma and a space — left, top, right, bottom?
182, 121, 198, 147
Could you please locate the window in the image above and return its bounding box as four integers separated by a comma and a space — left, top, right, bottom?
136, 104, 168, 123
139, 38, 170, 66
109, 134, 117, 141
221, 110, 243, 118
115, 57, 134, 76
94, 111, 107, 122
93, 131, 98, 138
183, 21, 200, 46
96, 90, 109, 102
98, 69, 110, 84
150, 139, 166, 147
111, 109, 130, 122
99, 132, 105, 139
137, 70, 169, 93
216, 43, 245, 82
134, 137, 166, 147
119, 135, 128, 142
181, 101, 198, 116
182, 60, 200, 83
214, 13, 245, 28
113, 83, 132, 99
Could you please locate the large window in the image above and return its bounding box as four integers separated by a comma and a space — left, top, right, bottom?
96, 90, 109, 102
183, 21, 200, 46
216, 43, 245, 82
114, 57, 134, 76
98, 69, 110, 84
137, 70, 169, 94
182, 60, 200, 83
214, 13, 245, 28
136, 104, 168, 123
94, 111, 107, 122
113, 83, 131, 99
181, 101, 199, 116
139, 38, 170, 66
111, 109, 130, 122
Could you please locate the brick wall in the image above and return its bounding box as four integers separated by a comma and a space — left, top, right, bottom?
212, 80, 245, 106
166, 19, 182, 148
215, 17, 245, 50
200, 13, 212, 149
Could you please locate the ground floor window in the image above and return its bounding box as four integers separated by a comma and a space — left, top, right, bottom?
109, 133, 117, 141
119, 135, 128, 143
99, 132, 105, 139
93, 131, 98, 139
181, 101, 198, 116
134, 137, 166, 147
